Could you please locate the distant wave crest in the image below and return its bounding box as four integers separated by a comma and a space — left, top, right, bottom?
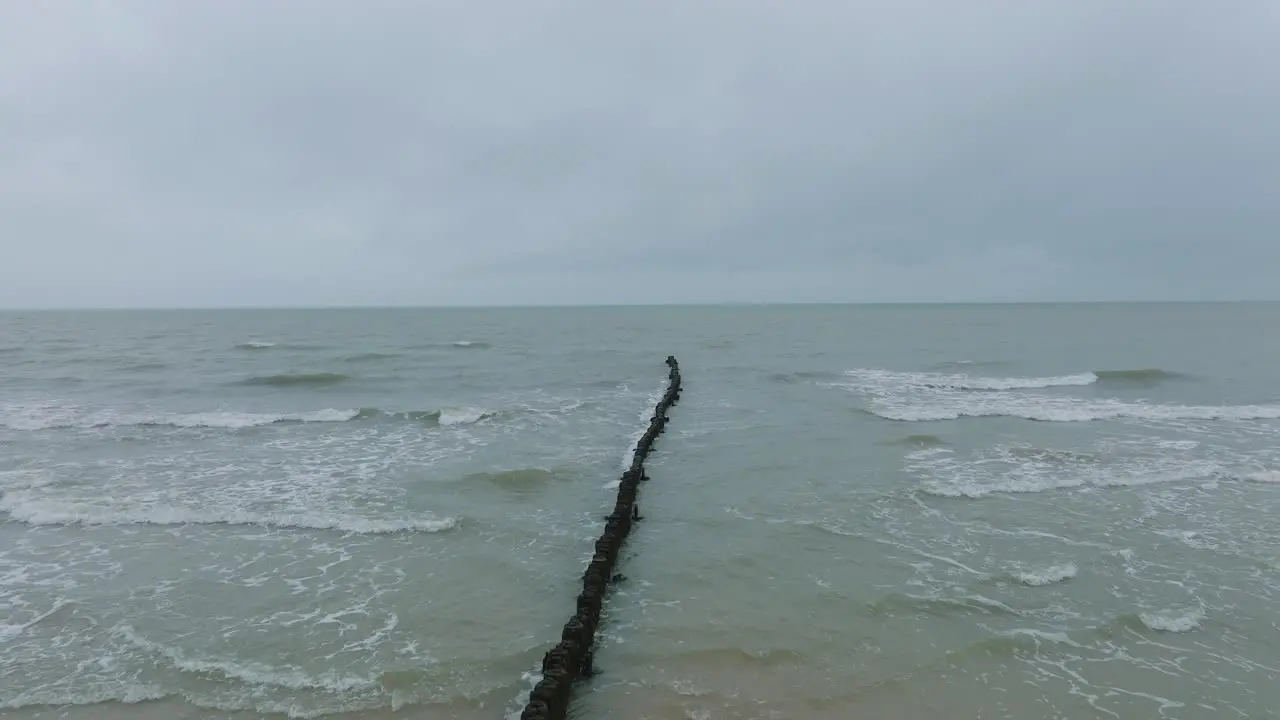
870, 399, 1280, 423
239, 372, 350, 387
2, 404, 495, 431
1094, 368, 1191, 384
344, 352, 400, 363
0, 407, 359, 431
234, 341, 277, 350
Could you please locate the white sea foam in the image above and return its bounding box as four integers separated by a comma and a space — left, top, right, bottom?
237, 341, 277, 349
1014, 562, 1078, 586
504, 667, 544, 720
840, 367, 1280, 423
871, 396, 1280, 423
620, 381, 669, 470
911, 444, 1222, 498
0, 684, 169, 710
116, 623, 380, 692
0, 493, 457, 534
845, 368, 1098, 391
1138, 608, 1204, 633
0, 469, 54, 491
1244, 470, 1280, 483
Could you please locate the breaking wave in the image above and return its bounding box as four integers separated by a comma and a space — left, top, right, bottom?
239, 372, 351, 387
1012, 562, 1078, 587
450, 340, 490, 349
845, 367, 1190, 393
1124, 608, 1205, 633
234, 341, 278, 350
356, 406, 493, 427
868, 397, 1280, 423
846, 368, 1097, 391
467, 468, 558, 493
841, 368, 1278, 424
1243, 470, 1280, 484
116, 623, 382, 691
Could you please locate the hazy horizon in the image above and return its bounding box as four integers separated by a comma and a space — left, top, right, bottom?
3, 1, 1278, 308
3, 299, 1277, 313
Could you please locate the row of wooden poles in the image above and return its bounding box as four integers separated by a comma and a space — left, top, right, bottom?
518, 356, 683, 719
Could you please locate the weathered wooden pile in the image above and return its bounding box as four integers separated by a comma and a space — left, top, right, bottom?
519, 356, 682, 720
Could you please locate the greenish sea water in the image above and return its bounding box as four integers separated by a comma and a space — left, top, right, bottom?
2, 304, 1278, 719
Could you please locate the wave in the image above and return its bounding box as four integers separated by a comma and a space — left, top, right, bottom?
344, 352, 400, 363
1012, 562, 1078, 587
1094, 368, 1191, 384
116, 624, 381, 692
1, 403, 502, 432
0, 495, 458, 534
467, 468, 557, 490
846, 366, 1192, 394
357, 406, 493, 427
845, 368, 1097, 392
961, 629, 1082, 658
1243, 470, 1280, 484
120, 361, 170, 372
234, 341, 278, 350
912, 445, 1223, 498
0, 408, 360, 431
866, 591, 1025, 619
239, 372, 350, 387
883, 433, 948, 448
450, 340, 490, 349
0, 685, 169, 711
930, 359, 1010, 370
1122, 608, 1205, 633
867, 396, 1280, 423
768, 370, 840, 384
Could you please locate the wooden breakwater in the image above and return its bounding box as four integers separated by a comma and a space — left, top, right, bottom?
518, 356, 683, 720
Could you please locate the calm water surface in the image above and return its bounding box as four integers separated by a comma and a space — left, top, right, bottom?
2, 304, 1278, 719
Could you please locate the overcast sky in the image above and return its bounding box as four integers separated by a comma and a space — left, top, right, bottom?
1, 1, 1277, 308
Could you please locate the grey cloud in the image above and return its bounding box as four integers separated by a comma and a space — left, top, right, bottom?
1, 0, 1277, 307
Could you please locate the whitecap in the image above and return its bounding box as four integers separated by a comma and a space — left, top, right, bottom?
1014, 562, 1078, 586
845, 368, 1098, 391
1138, 608, 1204, 633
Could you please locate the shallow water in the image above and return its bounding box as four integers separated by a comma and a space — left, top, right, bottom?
2, 304, 1278, 719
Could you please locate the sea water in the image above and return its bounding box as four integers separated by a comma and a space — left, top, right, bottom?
1, 304, 1277, 719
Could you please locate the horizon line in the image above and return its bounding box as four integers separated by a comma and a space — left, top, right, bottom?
1, 299, 1276, 312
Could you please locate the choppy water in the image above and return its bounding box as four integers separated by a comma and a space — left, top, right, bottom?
2, 304, 1278, 719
